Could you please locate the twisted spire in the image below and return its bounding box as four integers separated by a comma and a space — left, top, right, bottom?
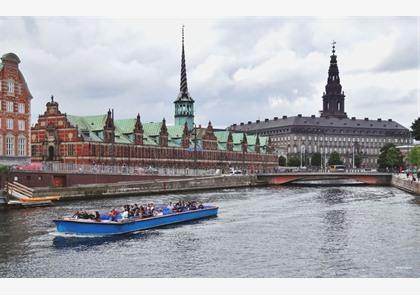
176, 25, 193, 102
180, 25, 188, 94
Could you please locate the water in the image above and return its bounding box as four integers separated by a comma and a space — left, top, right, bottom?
0, 185, 419, 277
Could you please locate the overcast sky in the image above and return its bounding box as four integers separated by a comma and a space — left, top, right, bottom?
1, 17, 419, 129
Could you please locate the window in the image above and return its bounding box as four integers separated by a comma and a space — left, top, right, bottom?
6, 119, 13, 129
6, 135, 14, 156
68, 144, 74, 156
0, 135, 2, 156
18, 120, 25, 131
7, 80, 14, 93
18, 103, 25, 113
6, 101, 13, 112
18, 136, 26, 156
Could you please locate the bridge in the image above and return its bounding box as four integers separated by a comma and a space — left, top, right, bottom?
256, 172, 393, 185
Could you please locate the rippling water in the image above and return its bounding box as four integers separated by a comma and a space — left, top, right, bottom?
0, 185, 419, 277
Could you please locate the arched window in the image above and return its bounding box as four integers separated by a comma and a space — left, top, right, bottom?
0, 135, 3, 156
6, 134, 15, 156
18, 136, 26, 156
327, 102, 330, 110
337, 101, 341, 111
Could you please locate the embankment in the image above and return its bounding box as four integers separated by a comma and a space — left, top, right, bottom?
32, 175, 261, 200
391, 175, 420, 195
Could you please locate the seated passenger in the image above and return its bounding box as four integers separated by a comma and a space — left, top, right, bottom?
72, 210, 80, 219
94, 211, 101, 222
121, 210, 129, 219
198, 203, 204, 209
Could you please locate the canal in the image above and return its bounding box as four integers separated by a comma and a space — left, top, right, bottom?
0, 185, 419, 277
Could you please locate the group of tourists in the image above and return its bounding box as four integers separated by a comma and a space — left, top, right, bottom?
72, 210, 100, 220
71, 200, 205, 222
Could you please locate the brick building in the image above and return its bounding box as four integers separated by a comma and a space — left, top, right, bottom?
30, 28, 277, 172
230, 43, 411, 168
30, 97, 276, 171
0, 53, 32, 165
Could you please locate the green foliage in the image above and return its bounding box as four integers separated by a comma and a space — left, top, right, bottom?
311, 152, 322, 167
378, 143, 403, 169
278, 156, 287, 166
328, 151, 343, 166
287, 156, 300, 167
354, 154, 362, 168
0, 165, 9, 174
408, 146, 420, 167
411, 117, 420, 141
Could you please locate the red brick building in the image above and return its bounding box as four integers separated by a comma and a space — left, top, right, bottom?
0, 53, 32, 165
30, 98, 277, 171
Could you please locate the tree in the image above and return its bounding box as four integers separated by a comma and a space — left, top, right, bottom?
287, 156, 300, 167
411, 117, 420, 141
311, 152, 322, 167
328, 151, 343, 166
408, 146, 420, 167
378, 143, 403, 170
354, 153, 362, 168
278, 156, 286, 166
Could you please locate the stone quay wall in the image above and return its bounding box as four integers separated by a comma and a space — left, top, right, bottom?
391, 175, 420, 195
32, 175, 261, 200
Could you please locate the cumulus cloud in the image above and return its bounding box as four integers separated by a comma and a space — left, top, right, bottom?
0, 17, 418, 130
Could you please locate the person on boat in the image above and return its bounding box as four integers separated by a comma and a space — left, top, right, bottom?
72, 210, 81, 219
189, 202, 197, 210
198, 202, 204, 209
94, 211, 101, 222
121, 208, 129, 219
108, 208, 118, 221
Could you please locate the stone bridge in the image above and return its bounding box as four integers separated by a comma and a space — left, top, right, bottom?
257, 172, 393, 185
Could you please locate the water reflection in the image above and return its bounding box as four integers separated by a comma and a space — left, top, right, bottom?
318, 188, 354, 276
320, 188, 345, 205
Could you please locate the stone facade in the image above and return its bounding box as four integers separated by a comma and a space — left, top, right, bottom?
230, 45, 411, 168
0, 53, 32, 165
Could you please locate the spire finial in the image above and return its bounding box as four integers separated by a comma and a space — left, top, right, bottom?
180, 25, 188, 95
332, 40, 336, 55
182, 24, 185, 46
51, 95, 54, 102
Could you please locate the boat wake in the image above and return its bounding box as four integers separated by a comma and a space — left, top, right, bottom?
51, 230, 160, 249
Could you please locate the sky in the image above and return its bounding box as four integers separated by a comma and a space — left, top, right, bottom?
0, 16, 419, 129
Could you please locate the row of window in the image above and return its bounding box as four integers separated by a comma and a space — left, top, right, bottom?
0, 118, 26, 130
273, 135, 408, 144
287, 146, 380, 155
0, 101, 26, 113
0, 135, 26, 156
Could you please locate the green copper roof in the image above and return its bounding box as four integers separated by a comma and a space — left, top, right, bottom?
114, 119, 136, 134
67, 114, 106, 131
64, 114, 270, 153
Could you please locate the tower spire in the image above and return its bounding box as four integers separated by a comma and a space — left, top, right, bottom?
321, 41, 347, 118
179, 25, 191, 99
174, 25, 195, 131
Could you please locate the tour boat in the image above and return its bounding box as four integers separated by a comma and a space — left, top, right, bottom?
53, 205, 218, 236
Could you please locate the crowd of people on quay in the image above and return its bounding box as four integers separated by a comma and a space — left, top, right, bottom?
404, 167, 420, 183
71, 200, 205, 222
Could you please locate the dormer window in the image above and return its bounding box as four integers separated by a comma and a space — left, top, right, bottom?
7, 79, 15, 94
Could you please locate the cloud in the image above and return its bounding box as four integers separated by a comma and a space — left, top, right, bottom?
0, 17, 418, 130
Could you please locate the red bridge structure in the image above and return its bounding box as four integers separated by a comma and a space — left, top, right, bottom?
257, 172, 393, 186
